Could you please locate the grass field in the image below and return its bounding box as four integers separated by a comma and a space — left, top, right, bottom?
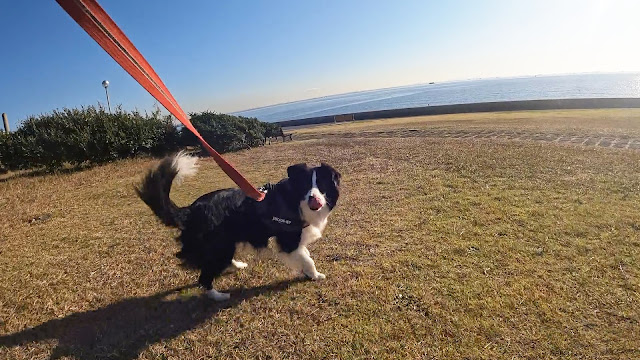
1, 110, 639, 359
291, 109, 640, 136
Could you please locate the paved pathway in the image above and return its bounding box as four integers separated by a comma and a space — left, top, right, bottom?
296, 128, 640, 150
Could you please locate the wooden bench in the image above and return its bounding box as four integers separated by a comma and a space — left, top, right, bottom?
334, 114, 355, 122
264, 129, 292, 144
281, 132, 293, 142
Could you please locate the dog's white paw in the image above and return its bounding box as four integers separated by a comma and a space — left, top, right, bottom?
307, 272, 326, 281
206, 289, 231, 301
231, 259, 248, 269
223, 259, 249, 274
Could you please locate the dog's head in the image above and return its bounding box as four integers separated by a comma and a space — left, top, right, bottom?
287, 163, 341, 215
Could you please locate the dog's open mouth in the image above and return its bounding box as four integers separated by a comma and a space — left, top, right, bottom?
308, 196, 323, 211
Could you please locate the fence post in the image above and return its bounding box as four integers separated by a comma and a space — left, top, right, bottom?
2, 113, 8, 133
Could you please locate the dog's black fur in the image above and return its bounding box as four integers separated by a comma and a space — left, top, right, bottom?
136, 152, 340, 297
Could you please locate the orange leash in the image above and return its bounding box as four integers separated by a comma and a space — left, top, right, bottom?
56, 0, 265, 201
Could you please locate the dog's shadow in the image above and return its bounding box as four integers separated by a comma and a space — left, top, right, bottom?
0, 279, 303, 359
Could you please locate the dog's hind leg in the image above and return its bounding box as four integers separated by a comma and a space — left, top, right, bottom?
223, 259, 248, 274
206, 288, 231, 301
231, 259, 248, 269
198, 268, 230, 301
225, 235, 270, 273
198, 243, 236, 301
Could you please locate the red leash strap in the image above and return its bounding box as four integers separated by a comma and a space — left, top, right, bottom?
56, 0, 265, 201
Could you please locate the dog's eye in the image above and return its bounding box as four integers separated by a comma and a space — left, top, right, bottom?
315, 177, 332, 193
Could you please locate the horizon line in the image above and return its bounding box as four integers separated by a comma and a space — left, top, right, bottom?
231, 70, 640, 115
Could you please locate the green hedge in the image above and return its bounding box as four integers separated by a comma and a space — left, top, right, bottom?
0, 106, 179, 170
0, 106, 282, 171
183, 111, 281, 153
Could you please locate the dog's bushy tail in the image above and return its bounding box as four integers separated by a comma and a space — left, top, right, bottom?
135, 151, 198, 229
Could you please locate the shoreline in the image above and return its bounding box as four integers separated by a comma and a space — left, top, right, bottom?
277, 97, 640, 128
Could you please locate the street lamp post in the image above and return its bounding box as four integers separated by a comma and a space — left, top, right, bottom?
102, 80, 111, 112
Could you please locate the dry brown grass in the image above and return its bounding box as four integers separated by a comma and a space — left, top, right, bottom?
292, 109, 640, 137
1, 109, 640, 359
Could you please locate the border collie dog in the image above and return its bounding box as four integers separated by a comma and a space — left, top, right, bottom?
136, 152, 341, 301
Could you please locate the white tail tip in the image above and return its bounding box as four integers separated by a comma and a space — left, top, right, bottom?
172, 150, 199, 184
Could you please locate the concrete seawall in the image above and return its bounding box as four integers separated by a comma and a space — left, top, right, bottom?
276, 98, 640, 128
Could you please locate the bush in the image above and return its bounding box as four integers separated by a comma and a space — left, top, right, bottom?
183, 111, 280, 153
263, 122, 283, 138
0, 131, 39, 170
0, 106, 180, 170
0, 106, 281, 171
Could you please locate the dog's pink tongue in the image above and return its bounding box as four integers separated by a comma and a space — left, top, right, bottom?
309, 196, 323, 211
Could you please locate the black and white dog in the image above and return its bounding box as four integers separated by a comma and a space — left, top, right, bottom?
136, 152, 341, 301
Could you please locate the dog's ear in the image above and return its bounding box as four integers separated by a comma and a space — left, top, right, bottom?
287, 163, 308, 179
321, 163, 341, 186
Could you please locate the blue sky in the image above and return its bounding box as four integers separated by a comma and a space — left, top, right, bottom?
1, 0, 639, 128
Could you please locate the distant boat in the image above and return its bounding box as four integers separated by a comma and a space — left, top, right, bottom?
429, 82, 435, 84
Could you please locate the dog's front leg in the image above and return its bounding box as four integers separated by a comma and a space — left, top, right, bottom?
279, 246, 325, 280
300, 246, 326, 280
